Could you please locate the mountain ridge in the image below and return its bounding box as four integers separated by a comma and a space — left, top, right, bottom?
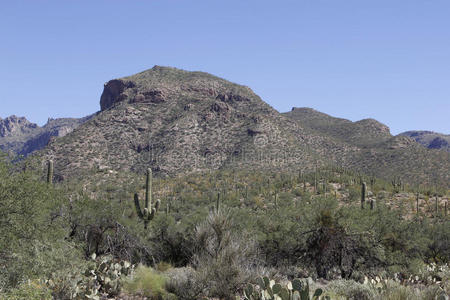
2, 66, 448, 186
0, 114, 93, 156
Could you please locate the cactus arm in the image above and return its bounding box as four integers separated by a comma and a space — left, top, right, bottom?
134, 193, 144, 219
155, 199, 161, 212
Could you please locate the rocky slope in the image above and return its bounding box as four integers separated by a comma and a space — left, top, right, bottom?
33, 66, 449, 187
399, 131, 450, 152
283, 107, 392, 147
0, 115, 92, 156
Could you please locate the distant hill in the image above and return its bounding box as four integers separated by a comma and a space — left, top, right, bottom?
282, 107, 449, 186
399, 131, 450, 152
0, 115, 92, 156
283, 108, 392, 148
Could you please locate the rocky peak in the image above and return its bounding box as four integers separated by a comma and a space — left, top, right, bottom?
354, 118, 391, 136
99, 66, 259, 112
0, 115, 38, 137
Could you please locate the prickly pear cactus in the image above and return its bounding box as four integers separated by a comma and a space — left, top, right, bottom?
45, 254, 134, 299
243, 277, 325, 300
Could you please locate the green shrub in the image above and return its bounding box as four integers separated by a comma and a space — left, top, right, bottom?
375, 280, 419, 300
122, 265, 176, 299
0, 158, 73, 288
165, 267, 203, 300
0, 280, 52, 300
327, 279, 376, 300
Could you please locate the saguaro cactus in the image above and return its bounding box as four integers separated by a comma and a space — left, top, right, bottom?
361, 182, 366, 209
314, 170, 318, 194
274, 192, 278, 209
216, 192, 221, 213
435, 194, 439, 216
416, 192, 420, 215
134, 168, 160, 229
47, 160, 54, 185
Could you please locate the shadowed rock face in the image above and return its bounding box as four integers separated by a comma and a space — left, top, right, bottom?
100, 80, 136, 111
429, 137, 449, 149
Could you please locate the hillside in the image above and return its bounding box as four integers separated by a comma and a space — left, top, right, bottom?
32, 66, 449, 187
283, 107, 450, 186
400, 130, 450, 152
283, 107, 392, 147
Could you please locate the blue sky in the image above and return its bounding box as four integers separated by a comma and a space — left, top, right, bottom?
1, 1, 449, 134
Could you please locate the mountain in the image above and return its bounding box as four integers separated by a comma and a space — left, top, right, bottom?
33, 66, 448, 187
41, 66, 335, 179
0, 115, 92, 156
399, 131, 450, 152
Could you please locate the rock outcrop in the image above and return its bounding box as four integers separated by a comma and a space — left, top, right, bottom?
0, 115, 38, 138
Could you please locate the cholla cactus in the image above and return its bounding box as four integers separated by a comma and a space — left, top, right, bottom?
134, 168, 160, 229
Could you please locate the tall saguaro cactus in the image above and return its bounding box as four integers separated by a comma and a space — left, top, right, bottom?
215, 192, 221, 213
416, 192, 420, 215
134, 168, 160, 229
361, 182, 366, 209
47, 160, 54, 185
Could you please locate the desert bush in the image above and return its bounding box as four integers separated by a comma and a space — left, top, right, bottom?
327, 279, 376, 300
165, 267, 203, 300
147, 214, 193, 267
373, 279, 419, 300
0, 158, 79, 289
421, 285, 448, 300
425, 220, 450, 263
190, 208, 259, 299
0, 280, 52, 300
122, 265, 176, 299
